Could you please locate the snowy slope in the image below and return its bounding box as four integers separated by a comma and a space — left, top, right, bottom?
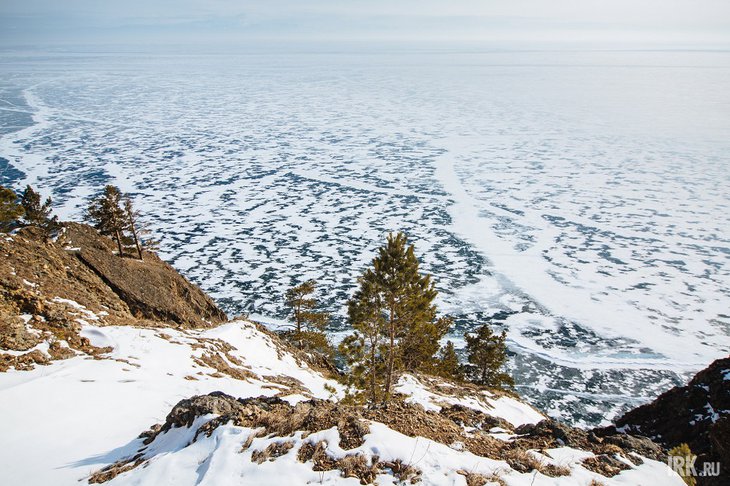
0, 320, 341, 485
0, 320, 684, 485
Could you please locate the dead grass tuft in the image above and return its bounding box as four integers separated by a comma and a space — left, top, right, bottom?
240, 429, 264, 452
382, 459, 421, 484
194, 351, 256, 381
504, 449, 570, 477
338, 453, 380, 485
456, 470, 506, 486
581, 455, 631, 477
297, 441, 338, 471
88, 456, 145, 484
251, 440, 294, 464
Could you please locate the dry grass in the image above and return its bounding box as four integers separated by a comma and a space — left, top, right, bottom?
88, 456, 145, 484
193, 351, 256, 381
251, 440, 294, 464
297, 441, 414, 485
297, 441, 338, 471
262, 374, 312, 398
0, 349, 49, 372
456, 470, 507, 486
338, 454, 380, 485
504, 449, 570, 477
239, 429, 264, 452
581, 455, 631, 477
381, 459, 421, 484
48, 340, 76, 360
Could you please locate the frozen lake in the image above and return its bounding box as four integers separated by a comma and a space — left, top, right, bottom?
1, 49, 728, 425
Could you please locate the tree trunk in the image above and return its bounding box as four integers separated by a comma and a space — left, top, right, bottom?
481, 355, 488, 385
295, 303, 302, 349
114, 229, 124, 257
369, 338, 376, 405
384, 305, 395, 403
129, 218, 143, 260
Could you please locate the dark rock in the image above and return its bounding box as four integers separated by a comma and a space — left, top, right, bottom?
161, 391, 248, 431
62, 223, 226, 327
601, 433, 664, 461
515, 418, 588, 447
0, 222, 226, 333
608, 356, 730, 485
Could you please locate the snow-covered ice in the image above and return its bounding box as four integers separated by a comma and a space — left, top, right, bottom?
0, 49, 728, 424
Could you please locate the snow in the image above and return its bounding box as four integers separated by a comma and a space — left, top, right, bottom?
704, 403, 720, 423
94, 417, 686, 486
395, 374, 545, 427
51, 297, 100, 321
0, 320, 686, 485
0, 320, 342, 485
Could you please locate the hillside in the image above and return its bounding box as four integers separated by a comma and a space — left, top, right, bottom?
0, 223, 687, 485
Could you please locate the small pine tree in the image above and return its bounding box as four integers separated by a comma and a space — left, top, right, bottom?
0, 185, 23, 232
369, 232, 441, 400
20, 185, 59, 240
400, 315, 452, 373
86, 185, 127, 257
668, 443, 697, 486
21, 185, 51, 225
464, 324, 514, 388
283, 280, 330, 353
340, 232, 451, 405
435, 340, 462, 381
341, 277, 387, 405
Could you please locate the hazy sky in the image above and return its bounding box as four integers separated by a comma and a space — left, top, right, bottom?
1, 0, 729, 49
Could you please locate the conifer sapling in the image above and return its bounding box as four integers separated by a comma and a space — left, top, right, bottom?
0, 185, 23, 232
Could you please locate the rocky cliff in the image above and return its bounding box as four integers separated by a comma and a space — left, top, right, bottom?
607, 356, 730, 485
0, 222, 226, 369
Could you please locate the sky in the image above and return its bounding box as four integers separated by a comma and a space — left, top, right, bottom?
1, 0, 729, 50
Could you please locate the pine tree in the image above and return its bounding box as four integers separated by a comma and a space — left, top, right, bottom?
123, 196, 144, 260
86, 185, 127, 257
283, 280, 330, 353
340, 277, 386, 405
668, 443, 697, 486
400, 315, 452, 373
464, 324, 514, 388
369, 232, 443, 399
0, 185, 23, 232
435, 340, 462, 381
341, 232, 450, 405
20, 185, 59, 240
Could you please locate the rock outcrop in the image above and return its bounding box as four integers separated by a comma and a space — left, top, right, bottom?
61, 223, 226, 326
91, 390, 673, 484
604, 356, 730, 485
0, 222, 227, 370
0, 222, 226, 331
